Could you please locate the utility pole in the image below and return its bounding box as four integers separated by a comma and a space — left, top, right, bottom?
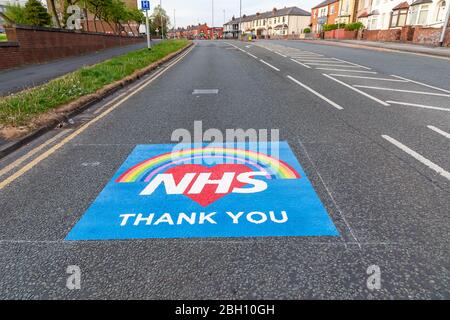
439, 6, 450, 46
174, 9, 176, 39
146, 9, 151, 50
239, 0, 242, 39
160, 0, 164, 39
212, 0, 214, 39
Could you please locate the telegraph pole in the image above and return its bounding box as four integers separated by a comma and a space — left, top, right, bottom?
239, 0, 242, 39
160, 0, 164, 39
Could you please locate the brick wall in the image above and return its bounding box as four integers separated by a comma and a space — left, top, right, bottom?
362, 29, 401, 42
324, 29, 357, 40
413, 27, 450, 46
0, 25, 145, 70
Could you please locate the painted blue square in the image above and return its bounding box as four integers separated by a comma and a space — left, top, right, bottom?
66, 142, 339, 240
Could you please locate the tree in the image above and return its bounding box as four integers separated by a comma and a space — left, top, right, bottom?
127, 8, 145, 36
23, 0, 52, 27
3, 4, 28, 25
151, 4, 170, 37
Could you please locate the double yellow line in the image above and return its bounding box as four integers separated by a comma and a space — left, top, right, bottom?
0, 45, 195, 191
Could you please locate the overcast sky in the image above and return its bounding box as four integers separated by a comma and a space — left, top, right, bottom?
157, 0, 322, 28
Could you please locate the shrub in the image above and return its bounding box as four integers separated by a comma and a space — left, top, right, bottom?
345, 22, 364, 31
303, 28, 311, 34
4, 4, 28, 25
322, 23, 346, 32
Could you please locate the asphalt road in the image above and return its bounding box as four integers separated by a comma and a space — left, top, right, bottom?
0, 40, 158, 96
0, 40, 449, 299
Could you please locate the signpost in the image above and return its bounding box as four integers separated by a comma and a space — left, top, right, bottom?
141, 1, 151, 50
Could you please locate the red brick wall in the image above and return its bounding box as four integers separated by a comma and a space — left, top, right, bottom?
324, 29, 357, 40
0, 25, 145, 70
362, 29, 400, 42
413, 27, 450, 46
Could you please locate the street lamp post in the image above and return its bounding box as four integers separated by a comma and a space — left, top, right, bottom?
212, 0, 214, 39
239, 0, 242, 39
160, 0, 164, 39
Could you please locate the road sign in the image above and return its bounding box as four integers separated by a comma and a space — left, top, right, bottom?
141, 0, 150, 11
66, 142, 339, 240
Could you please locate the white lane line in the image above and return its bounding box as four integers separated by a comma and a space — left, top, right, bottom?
260, 59, 280, 71
386, 101, 450, 112
306, 63, 361, 68
332, 58, 372, 70
323, 74, 390, 106
427, 125, 450, 139
275, 51, 288, 57
391, 75, 450, 94
290, 58, 311, 69
295, 59, 339, 62
382, 135, 450, 181
290, 55, 324, 58
328, 74, 408, 82
287, 75, 343, 110
316, 68, 378, 74
354, 85, 450, 97
246, 51, 258, 59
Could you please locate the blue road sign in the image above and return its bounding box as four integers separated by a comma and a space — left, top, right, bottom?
66, 142, 339, 240
141, 0, 150, 10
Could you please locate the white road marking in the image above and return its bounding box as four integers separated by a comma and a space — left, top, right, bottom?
193, 89, 219, 95
275, 51, 288, 57
427, 125, 450, 139
332, 58, 372, 70
306, 63, 361, 68
323, 74, 390, 106
316, 68, 378, 74
391, 75, 450, 94
382, 135, 450, 181
246, 52, 258, 59
260, 59, 280, 71
290, 58, 311, 68
354, 85, 450, 97
287, 75, 343, 110
295, 59, 339, 62
328, 74, 408, 82
386, 101, 450, 112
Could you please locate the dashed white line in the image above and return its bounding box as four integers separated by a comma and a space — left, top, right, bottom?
316, 68, 378, 74
323, 74, 390, 106
328, 74, 408, 82
290, 58, 311, 68
391, 75, 450, 94
260, 59, 280, 71
354, 85, 450, 97
287, 75, 343, 110
386, 101, 450, 112
427, 125, 450, 139
382, 135, 450, 181
246, 51, 258, 59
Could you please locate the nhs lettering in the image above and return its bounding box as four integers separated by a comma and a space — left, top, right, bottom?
115, 147, 300, 206
66, 142, 339, 240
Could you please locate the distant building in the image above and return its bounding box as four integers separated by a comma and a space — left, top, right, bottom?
223, 16, 239, 38
311, 0, 340, 33
224, 6, 311, 39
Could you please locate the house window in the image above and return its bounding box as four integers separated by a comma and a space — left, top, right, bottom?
369, 16, 378, 30
417, 4, 430, 25
436, 1, 446, 22
330, 6, 335, 14
391, 9, 408, 27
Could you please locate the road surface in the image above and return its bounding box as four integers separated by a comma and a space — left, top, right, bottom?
0, 40, 449, 299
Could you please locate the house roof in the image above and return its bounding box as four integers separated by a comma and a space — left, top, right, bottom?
410, 0, 432, 5
224, 6, 310, 25
312, 0, 339, 10
392, 1, 410, 10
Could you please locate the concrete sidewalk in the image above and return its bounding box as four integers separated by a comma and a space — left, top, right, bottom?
302, 39, 450, 58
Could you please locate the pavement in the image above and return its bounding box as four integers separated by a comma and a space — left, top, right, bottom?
301, 39, 450, 58
0, 40, 449, 299
0, 40, 157, 96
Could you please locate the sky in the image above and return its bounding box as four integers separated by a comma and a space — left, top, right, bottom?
155, 0, 323, 28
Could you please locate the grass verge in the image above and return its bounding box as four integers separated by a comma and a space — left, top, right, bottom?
0, 39, 189, 132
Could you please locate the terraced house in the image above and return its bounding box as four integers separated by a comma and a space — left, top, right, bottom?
224, 6, 311, 39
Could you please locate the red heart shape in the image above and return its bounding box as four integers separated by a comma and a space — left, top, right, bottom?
165, 164, 253, 207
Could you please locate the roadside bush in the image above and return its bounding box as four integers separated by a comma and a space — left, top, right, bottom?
322, 24, 346, 32
344, 22, 364, 31
303, 28, 311, 34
